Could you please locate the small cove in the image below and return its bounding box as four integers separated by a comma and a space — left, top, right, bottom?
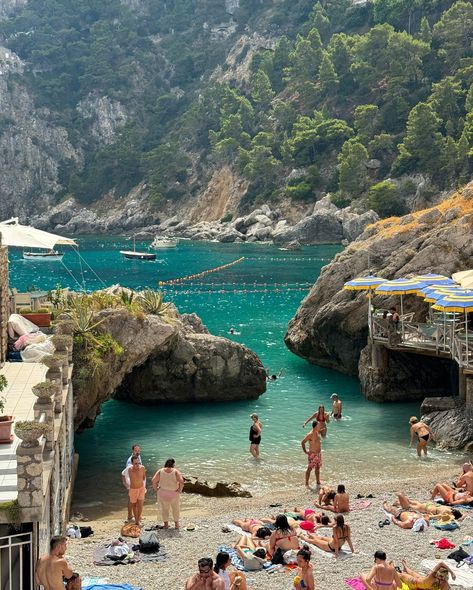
8, 238, 465, 517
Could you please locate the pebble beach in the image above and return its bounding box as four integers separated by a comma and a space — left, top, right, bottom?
67, 469, 472, 590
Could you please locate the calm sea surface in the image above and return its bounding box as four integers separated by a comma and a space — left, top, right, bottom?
8, 238, 463, 516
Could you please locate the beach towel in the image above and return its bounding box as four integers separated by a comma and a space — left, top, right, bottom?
305, 541, 353, 560
225, 524, 251, 537
217, 545, 272, 572
421, 559, 473, 589
345, 579, 410, 590
92, 543, 140, 566
81, 578, 108, 587
84, 585, 143, 590
350, 500, 372, 511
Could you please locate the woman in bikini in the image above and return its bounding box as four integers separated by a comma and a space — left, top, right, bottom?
361, 550, 401, 590
299, 514, 354, 557
293, 547, 315, 590
409, 417, 434, 457
430, 483, 473, 505
303, 405, 330, 437
382, 501, 427, 530
400, 559, 455, 590
396, 493, 464, 519
249, 414, 262, 459
316, 486, 336, 507
268, 514, 300, 558
231, 518, 272, 539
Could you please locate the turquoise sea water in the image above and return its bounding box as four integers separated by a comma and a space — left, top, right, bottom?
8, 238, 463, 516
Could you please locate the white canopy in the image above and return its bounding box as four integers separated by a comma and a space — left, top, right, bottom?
0, 217, 77, 249
452, 269, 473, 283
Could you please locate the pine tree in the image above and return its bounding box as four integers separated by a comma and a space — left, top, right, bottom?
338, 139, 369, 198
392, 103, 445, 178
318, 52, 339, 99
429, 77, 463, 136
418, 16, 431, 45
310, 2, 331, 43
250, 70, 275, 108
443, 136, 458, 185
433, 1, 473, 73
466, 84, 473, 114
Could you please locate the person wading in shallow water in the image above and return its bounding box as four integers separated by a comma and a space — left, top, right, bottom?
301, 421, 322, 488
249, 414, 262, 459
409, 416, 434, 457
330, 394, 342, 420
303, 405, 330, 437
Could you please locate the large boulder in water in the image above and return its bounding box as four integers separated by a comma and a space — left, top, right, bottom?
73, 305, 266, 430
116, 331, 266, 403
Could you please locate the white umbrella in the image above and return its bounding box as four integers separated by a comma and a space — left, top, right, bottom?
0, 217, 76, 249
452, 269, 473, 284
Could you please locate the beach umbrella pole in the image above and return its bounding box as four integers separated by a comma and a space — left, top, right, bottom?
400, 295, 404, 339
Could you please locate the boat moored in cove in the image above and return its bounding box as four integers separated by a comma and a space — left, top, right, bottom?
23, 249, 64, 261
120, 236, 157, 260
151, 236, 178, 249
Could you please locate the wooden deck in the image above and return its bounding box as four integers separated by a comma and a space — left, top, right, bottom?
371, 317, 473, 370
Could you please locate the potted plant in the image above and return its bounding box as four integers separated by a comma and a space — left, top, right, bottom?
51, 334, 73, 352
41, 353, 65, 371
14, 420, 50, 447
31, 382, 57, 402
19, 307, 52, 328
0, 375, 13, 444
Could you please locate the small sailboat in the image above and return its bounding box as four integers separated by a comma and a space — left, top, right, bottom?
23, 249, 64, 261
120, 236, 156, 260
151, 236, 178, 249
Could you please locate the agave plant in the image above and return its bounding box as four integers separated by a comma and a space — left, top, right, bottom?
137, 289, 171, 316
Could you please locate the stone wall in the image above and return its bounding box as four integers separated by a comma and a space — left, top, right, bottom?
0, 241, 8, 365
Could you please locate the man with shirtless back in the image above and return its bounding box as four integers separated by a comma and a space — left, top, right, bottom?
456, 463, 473, 493
301, 421, 322, 488
185, 557, 224, 590
36, 536, 80, 590
122, 455, 146, 525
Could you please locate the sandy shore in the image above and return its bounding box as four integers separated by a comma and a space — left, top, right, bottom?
66, 469, 472, 590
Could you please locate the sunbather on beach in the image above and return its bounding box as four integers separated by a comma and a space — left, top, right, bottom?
316, 484, 349, 513
316, 486, 336, 507
396, 493, 464, 519
430, 483, 473, 505
299, 514, 354, 557
294, 546, 315, 590
233, 535, 267, 571
231, 518, 273, 537
400, 559, 455, 590
455, 463, 473, 493
214, 551, 248, 590
382, 502, 429, 530
185, 557, 225, 590
360, 550, 401, 590
292, 507, 332, 526
268, 514, 300, 557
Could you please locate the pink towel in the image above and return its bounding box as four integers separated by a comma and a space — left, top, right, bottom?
345, 577, 365, 590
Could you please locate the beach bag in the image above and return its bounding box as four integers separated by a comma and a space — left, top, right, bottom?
283, 549, 298, 564
139, 531, 160, 553
80, 526, 94, 538
271, 547, 285, 565
447, 547, 469, 563
120, 523, 141, 538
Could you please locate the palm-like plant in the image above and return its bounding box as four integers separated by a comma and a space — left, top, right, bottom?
137, 289, 171, 316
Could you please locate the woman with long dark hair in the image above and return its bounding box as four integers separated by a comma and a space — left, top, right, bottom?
214, 552, 247, 590
299, 514, 354, 557
303, 405, 330, 437
268, 514, 299, 561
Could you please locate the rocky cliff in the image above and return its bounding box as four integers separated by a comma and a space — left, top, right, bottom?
73, 306, 266, 431
285, 183, 473, 378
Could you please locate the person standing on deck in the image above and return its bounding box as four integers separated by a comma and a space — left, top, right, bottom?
301, 421, 322, 488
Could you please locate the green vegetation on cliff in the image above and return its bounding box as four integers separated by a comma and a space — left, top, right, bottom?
1, 0, 472, 214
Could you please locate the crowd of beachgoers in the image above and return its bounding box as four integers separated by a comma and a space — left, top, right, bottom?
37, 396, 473, 590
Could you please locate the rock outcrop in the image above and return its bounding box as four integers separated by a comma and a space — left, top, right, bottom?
183, 476, 252, 498
73, 306, 266, 430
421, 398, 473, 451
285, 184, 473, 388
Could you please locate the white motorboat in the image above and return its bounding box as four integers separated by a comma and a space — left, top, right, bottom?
151, 236, 178, 249
23, 249, 64, 261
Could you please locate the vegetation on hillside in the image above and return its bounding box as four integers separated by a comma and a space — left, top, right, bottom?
1, 0, 472, 216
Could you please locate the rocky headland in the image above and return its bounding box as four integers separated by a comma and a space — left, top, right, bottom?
285, 183, 473, 449
73, 303, 266, 431
32, 192, 378, 247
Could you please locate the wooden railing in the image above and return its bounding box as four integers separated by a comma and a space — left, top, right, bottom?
371, 317, 473, 369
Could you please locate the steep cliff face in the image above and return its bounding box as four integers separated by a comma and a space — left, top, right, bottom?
0, 48, 79, 219
285, 183, 473, 377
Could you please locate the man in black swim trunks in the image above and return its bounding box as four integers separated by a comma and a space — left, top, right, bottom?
331, 394, 342, 420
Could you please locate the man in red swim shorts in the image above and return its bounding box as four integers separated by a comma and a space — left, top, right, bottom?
122, 455, 146, 525
301, 420, 322, 488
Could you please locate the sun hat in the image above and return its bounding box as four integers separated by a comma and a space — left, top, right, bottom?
186, 523, 196, 531
299, 520, 315, 532
439, 513, 455, 524
330, 393, 338, 399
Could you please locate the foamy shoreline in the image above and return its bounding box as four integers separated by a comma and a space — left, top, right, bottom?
67, 468, 471, 590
